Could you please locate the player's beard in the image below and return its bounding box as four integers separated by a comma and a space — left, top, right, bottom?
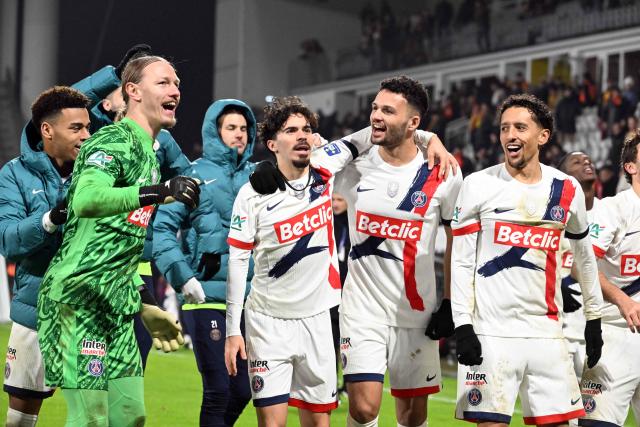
292, 158, 310, 169
373, 122, 407, 148
506, 149, 535, 170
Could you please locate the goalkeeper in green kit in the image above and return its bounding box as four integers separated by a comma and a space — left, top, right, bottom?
37, 55, 200, 426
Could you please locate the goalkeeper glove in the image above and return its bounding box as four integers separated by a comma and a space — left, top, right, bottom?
425, 299, 454, 339
139, 176, 201, 209
197, 252, 221, 281
140, 304, 184, 352
455, 324, 483, 366
249, 161, 286, 194
182, 277, 206, 304
585, 318, 603, 368
561, 283, 582, 313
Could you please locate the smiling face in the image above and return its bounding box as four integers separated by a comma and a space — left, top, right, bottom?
41, 108, 91, 165
562, 152, 596, 185
124, 59, 180, 133
267, 113, 312, 170
500, 106, 550, 172
370, 89, 419, 149
219, 112, 248, 155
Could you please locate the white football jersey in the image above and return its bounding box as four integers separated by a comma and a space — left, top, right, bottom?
451, 164, 594, 338
561, 198, 599, 341
591, 189, 640, 327
329, 146, 462, 327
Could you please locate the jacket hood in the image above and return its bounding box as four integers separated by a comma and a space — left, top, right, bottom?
202, 99, 257, 168
20, 121, 58, 176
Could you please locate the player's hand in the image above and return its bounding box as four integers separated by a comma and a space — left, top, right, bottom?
225, 335, 247, 376
310, 133, 327, 148
616, 297, 640, 333
197, 252, 221, 281
425, 134, 458, 180
561, 284, 582, 313
139, 176, 201, 209
425, 298, 454, 339
49, 198, 68, 226
584, 318, 603, 368
455, 324, 483, 366
182, 277, 206, 304
140, 304, 185, 352
115, 44, 152, 78
249, 161, 285, 195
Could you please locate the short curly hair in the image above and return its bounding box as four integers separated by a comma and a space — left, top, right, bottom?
379, 75, 430, 119
499, 94, 554, 137
31, 86, 90, 130
621, 128, 640, 184
258, 96, 318, 146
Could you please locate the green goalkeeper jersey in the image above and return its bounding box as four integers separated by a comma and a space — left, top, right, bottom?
41, 118, 161, 315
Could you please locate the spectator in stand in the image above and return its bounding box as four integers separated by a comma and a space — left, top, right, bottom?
622, 76, 638, 110
555, 87, 582, 145
435, 0, 454, 37
579, 72, 598, 107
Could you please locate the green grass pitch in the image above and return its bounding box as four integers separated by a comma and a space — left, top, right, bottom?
0, 323, 634, 426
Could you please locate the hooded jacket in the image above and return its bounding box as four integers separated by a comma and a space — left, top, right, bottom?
153, 99, 256, 304
0, 64, 122, 328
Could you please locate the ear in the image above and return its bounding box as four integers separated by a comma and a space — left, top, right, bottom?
266, 139, 277, 154
41, 121, 53, 141
407, 115, 420, 132
624, 161, 638, 178
124, 82, 141, 102
102, 98, 112, 111
538, 129, 551, 147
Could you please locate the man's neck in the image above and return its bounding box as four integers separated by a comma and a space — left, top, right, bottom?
378, 138, 418, 167
633, 179, 640, 198
582, 180, 596, 210
125, 111, 159, 139
278, 162, 309, 181
505, 161, 542, 184
49, 156, 73, 178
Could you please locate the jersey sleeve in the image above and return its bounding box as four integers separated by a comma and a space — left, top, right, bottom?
226, 186, 257, 250
72, 130, 140, 218
565, 178, 590, 238
451, 175, 483, 327
311, 126, 374, 174
589, 197, 619, 259
439, 169, 463, 223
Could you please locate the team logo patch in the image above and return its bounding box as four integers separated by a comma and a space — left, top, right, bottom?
292, 183, 306, 200
341, 353, 347, 370
550, 205, 565, 222
251, 375, 265, 393
452, 207, 461, 223
209, 328, 221, 341
387, 182, 399, 197
231, 214, 247, 231
4, 362, 10, 379
86, 151, 114, 168
583, 396, 596, 413
590, 223, 604, 239
323, 143, 341, 156
467, 388, 482, 406
312, 183, 326, 194
411, 191, 427, 208
87, 359, 104, 377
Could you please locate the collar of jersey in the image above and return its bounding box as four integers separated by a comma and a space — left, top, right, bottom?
120, 117, 154, 147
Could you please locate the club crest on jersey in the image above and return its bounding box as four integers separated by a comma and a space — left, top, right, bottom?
312, 182, 326, 194
323, 143, 341, 156
387, 181, 399, 197
583, 396, 596, 413
467, 388, 482, 406
4, 363, 10, 380
411, 191, 428, 208
86, 151, 113, 168
127, 205, 154, 228
550, 205, 565, 222
621, 255, 640, 276
87, 359, 104, 377
231, 214, 247, 231
494, 222, 561, 251
252, 375, 265, 392
274, 200, 332, 243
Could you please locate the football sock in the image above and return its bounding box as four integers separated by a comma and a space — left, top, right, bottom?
347, 413, 379, 426
62, 388, 108, 427
6, 408, 38, 427
108, 377, 146, 427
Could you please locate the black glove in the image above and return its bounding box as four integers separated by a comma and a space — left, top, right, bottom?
249, 161, 285, 195
455, 324, 483, 366
49, 198, 68, 225
197, 253, 221, 281
139, 176, 200, 210
425, 299, 454, 339
585, 318, 603, 368
561, 284, 582, 313
115, 44, 153, 78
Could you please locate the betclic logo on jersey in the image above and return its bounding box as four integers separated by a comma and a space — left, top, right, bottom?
621, 255, 640, 275
273, 200, 332, 243
356, 211, 423, 241
494, 222, 561, 251
127, 205, 154, 228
